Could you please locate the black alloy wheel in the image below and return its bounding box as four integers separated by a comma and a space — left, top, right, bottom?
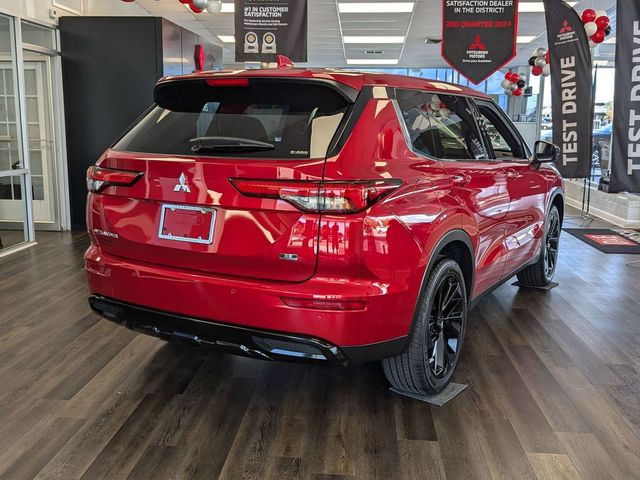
543, 208, 561, 281
426, 273, 465, 379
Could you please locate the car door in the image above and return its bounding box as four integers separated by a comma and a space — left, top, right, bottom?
474, 99, 548, 272
417, 92, 510, 298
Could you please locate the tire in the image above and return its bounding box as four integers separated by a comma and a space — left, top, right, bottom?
382, 258, 468, 395
516, 205, 561, 287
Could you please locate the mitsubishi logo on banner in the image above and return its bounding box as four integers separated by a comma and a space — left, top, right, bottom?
559, 20, 574, 34
441, 0, 519, 85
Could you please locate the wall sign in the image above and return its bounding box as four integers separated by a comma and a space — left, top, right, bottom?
441, 0, 519, 84
609, 0, 640, 193
235, 0, 308, 63
543, 0, 593, 179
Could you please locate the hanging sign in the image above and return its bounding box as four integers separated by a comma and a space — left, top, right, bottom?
542, 0, 593, 178
609, 0, 640, 193
234, 0, 308, 63
441, 0, 519, 85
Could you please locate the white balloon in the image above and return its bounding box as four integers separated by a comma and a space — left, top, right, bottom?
505, 89, 513, 96
533, 47, 547, 57
595, 10, 607, 19
207, 0, 222, 13
542, 64, 551, 77
584, 22, 598, 37
501, 79, 512, 89
589, 39, 597, 49
535, 57, 547, 68
192, 0, 210, 9
430, 95, 440, 105
509, 83, 518, 91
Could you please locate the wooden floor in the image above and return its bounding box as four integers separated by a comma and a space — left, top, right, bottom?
1, 216, 639, 480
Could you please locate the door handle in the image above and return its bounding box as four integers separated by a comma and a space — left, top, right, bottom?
452, 173, 471, 186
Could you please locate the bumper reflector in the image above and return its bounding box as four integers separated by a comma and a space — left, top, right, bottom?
280, 297, 366, 311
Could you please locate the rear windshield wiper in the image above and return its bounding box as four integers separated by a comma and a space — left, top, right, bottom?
189, 136, 275, 153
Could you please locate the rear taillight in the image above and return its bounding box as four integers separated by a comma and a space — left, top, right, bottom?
229, 178, 402, 213
87, 166, 142, 193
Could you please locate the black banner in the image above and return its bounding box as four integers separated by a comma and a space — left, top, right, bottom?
441, 0, 519, 85
543, 0, 593, 178
234, 0, 307, 63
610, 0, 640, 193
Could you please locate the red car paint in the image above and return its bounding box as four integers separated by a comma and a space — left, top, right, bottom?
85, 68, 563, 359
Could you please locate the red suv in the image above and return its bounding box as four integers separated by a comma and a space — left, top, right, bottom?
86, 68, 563, 395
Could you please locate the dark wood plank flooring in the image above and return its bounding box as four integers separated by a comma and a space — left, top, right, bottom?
1, 214, 639, 479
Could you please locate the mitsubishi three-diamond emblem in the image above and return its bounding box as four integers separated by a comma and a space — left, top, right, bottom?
173, 173, 191, 193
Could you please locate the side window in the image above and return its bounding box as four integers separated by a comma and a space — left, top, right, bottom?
476, 101, 525, 159
396, 89, 487, 160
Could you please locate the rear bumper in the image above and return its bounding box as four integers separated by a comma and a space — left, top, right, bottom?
85, 245, 414, 360
89, 295, 405, 364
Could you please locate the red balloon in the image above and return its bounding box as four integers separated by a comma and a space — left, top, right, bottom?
595, 16, 610, 30
178, 0, 192, 3
591, 30, 606, 44
545, 51, 550, 62
188, 3, 203, 12
505, 72, 513, 81
510, 73, 521, 83
532, 66, 543, 76
581, 9, 596, 23
513, 88, 524, 97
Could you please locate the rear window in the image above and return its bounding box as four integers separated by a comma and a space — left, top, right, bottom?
113, 79, 351, 159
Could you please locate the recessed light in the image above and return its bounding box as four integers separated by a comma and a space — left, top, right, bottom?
516, 36, 536, 43
519, 2, 577, 13
343, 36, 405, 44
217, 35, 235, 43
346, 59, 399, 65
338, 3, 414, 13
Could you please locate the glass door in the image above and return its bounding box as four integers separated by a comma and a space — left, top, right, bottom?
0, 14, 28, 252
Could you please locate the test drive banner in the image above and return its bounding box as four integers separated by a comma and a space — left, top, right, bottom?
609, 0, 640, 193
441, 0, 519, 85
235, 0, 307, 62
543, 0, 593, 178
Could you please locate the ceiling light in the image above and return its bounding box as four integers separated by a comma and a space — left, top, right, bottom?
338, 3, 414, 13
519, 2, 576, 13
346, 59, 399, 65
343, 36, 405, 44
217, 35, 235, 43
516, 36, 536, 43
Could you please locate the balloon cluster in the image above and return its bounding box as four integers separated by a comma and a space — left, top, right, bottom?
581, 9, 612, 47
121, 0, 222, 13
529, 47, 551, 77
501, 72, 526, 97
425, 95, 452, 119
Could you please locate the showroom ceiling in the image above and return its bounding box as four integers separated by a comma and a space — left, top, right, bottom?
129, 0, 617, 68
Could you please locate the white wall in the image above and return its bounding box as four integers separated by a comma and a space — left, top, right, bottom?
0, 0, 68, 24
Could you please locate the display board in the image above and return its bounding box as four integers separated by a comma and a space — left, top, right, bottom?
543, 0, 593, 178
609, 0, 640, 193
234, 0, 308, 62
441, 0, 519, 84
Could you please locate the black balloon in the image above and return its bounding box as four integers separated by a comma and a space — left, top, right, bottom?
528, 56, 537, 66
604, 26, 612, 36
517, 79, 526, 88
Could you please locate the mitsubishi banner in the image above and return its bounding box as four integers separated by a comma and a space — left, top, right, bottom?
235, 0, 308, 63
442, 0, 519, 84
610, 0, 640, 193
543, 0, 593, 178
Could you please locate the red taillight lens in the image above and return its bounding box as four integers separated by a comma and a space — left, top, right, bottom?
229, 178, 402, 213
87, 166, 142, 193
280, 297, 366, 311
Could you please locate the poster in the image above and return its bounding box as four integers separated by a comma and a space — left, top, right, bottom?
441, 0, 519, 84
609, 0, 640, 193
235, 0, 307, 63
543, 0, 593, 178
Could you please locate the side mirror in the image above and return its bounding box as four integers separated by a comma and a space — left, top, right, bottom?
532, 140, 560, 166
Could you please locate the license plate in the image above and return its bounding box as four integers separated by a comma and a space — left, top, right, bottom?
158, 204, 215, 245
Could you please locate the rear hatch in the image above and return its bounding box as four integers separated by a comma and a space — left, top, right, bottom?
88, 77, 355, 282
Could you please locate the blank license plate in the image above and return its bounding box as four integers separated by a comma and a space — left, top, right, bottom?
158, 204, 215, 245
